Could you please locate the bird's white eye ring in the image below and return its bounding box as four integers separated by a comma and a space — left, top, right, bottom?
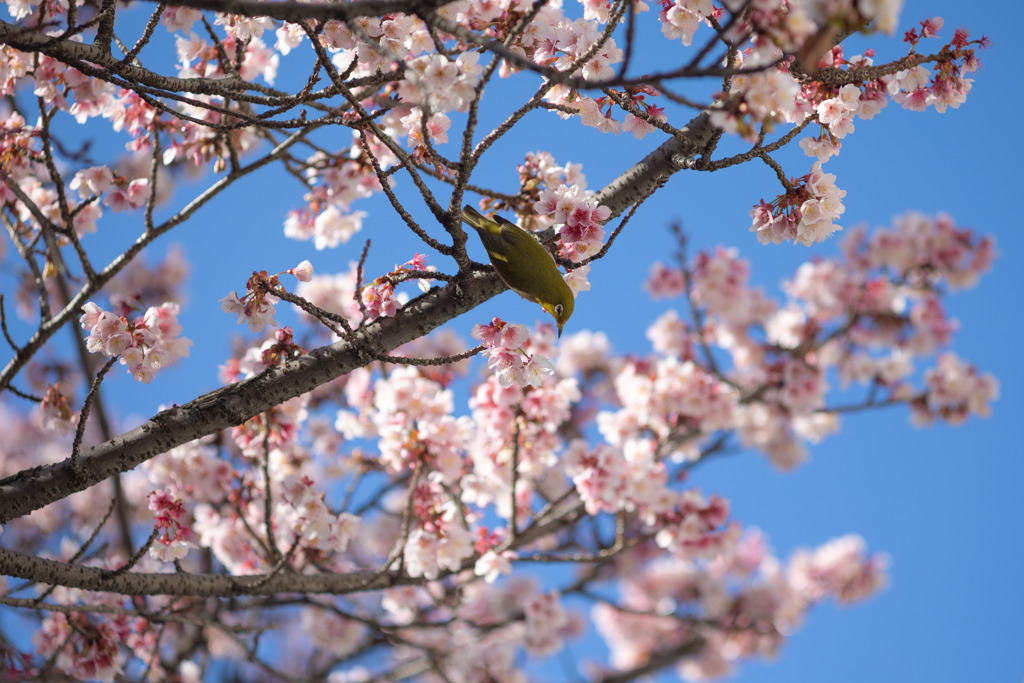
555, 304, 563, 315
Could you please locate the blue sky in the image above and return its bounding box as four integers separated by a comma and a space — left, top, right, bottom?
664, 3, 1021, 681
3, 0, 1020, 680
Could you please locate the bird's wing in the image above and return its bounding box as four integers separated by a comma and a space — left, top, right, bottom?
495, 215, 554, 263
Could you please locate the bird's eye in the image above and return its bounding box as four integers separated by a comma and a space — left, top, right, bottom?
555, 304, 563, 315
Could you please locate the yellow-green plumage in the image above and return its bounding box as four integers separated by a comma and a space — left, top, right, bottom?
462, 205, 575, 337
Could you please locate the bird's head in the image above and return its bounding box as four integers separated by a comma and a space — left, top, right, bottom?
542, 288, 575, 338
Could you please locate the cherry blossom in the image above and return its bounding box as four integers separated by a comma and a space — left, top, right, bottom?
80, 302, 191, 383
148, 489, 196, 561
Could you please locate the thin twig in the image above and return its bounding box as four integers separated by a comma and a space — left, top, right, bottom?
69, 356, 117, 472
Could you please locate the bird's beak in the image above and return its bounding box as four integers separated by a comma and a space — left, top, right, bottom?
557, 325, 563, 339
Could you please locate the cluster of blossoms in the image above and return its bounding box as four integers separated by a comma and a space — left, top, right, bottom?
183, 448, 358, 573
472, 317, 556, 389
7, 10, 267, 173
36, 382, 77, 435
516, 151, 587, 214
34, 607, 127, 682
887, 19, 984, 113
710, 63, 805, 141
404, 478, 475, 580
160, 11, 271, 166
142, 438, 235, 505
462, 324, 581, 520
135, 326, 350, 574
147, 489, 195, 561
397, 52, 483, 114
638, 213, 997, 471
31, 576, 176, 681
594, 530, 889, 680
915, 352, 999, 426
71, 166, 152, 213
343, 364, 469, 482
332, 364, 480, 581
221, 261, 312, 333
564, 439, 672, 516
374, 577, 581, 680
848, 211, 995, 290
749, 162, 848, 245
281, 147, 377, 251
270, 14, 479, 247
80, 302, 191, 383
0, 114, 99, 237
190, 501, 272, 575
534, 183, 610, 262
660, 0, 713, 47
700, 1, 899, 141
496, 2, 635, 131
690, 246, 776, 327
361, 253, 436, 320
563, 436, 737, 560
742, 20, 985, 246
614, 353, 737, 430
601, 355, 739, 447
276, 474, 359, 553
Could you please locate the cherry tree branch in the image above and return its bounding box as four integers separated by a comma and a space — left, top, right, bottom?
0, 105, 718, 524
0, 18, 395, 113
141, 0, 453, 24
0, 270, 502, 523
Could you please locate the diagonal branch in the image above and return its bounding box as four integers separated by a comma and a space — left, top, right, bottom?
0, 18, 392, 109
595, 112, 717, 219
141, 0, 453, 23
0, 270, 504, 524
0, 111, 717, 525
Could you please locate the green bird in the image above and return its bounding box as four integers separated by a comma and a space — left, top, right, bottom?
462, 205, 575, 337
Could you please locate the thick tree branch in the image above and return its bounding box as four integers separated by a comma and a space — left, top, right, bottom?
0, 545, 411, 596
595, 113, 716, 219
0, 110, 713, 524
143, 0, 453, 23
0, 19, 253, 96
0, 270, 504, 523
0, 19, 391, 109
0, 488, 589, 596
